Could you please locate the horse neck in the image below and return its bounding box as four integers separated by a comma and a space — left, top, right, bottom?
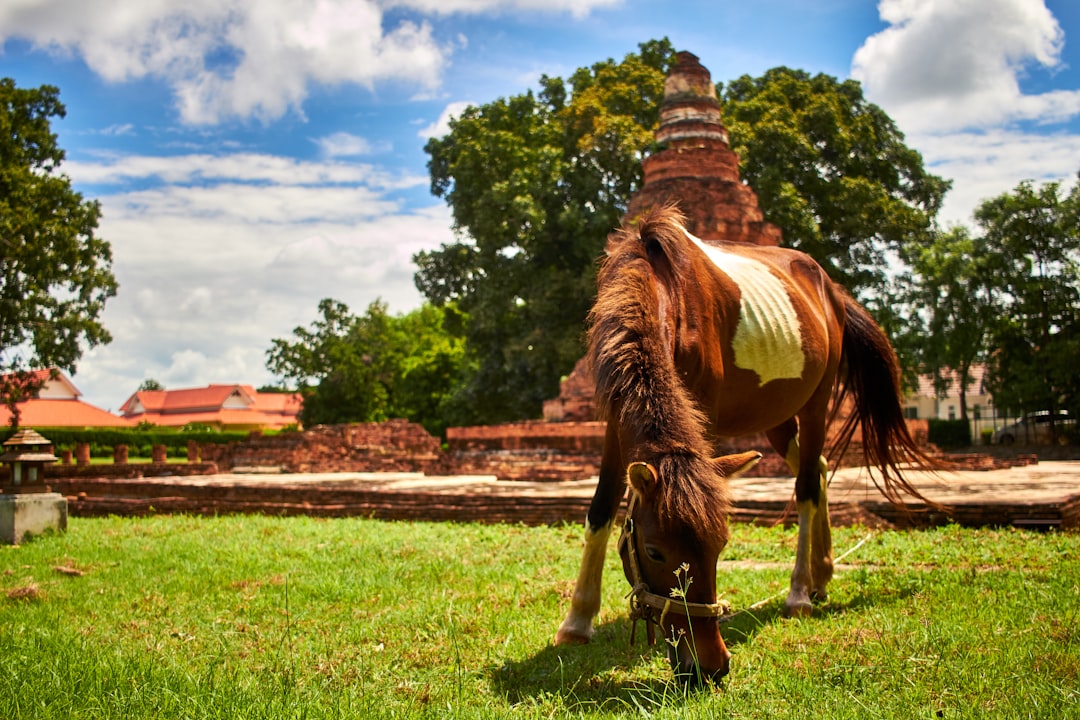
589, 257, 711, 460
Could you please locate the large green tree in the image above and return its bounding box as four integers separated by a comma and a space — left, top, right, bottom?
266, 299, 467, 436
419, 45, 947, 425
418, 40, 675, 424
900, 226, 996, 424
1, 79, 117, 426
975, 177, 1080, 431
720, 68, 951, 298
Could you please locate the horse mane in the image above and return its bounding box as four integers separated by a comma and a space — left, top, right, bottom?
588, 206, 731, 543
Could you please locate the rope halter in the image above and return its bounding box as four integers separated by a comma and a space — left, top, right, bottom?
618, 490, 730, 647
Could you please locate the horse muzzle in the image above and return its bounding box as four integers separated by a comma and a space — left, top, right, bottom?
665, 618, 731, 685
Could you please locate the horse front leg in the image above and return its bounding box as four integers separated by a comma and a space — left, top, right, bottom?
554, 422, 626, 645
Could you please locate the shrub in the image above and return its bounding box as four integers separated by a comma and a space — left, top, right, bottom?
0, 427, 248, 456
928, 418, 972, 448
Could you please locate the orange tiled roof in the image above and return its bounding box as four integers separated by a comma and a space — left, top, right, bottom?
120, 385, 259, 414
126, 408, 297, 429
0, 398, 134, 428
119, 384, 302, 429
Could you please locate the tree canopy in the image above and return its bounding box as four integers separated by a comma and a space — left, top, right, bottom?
266, 299, 467, 436
900, 226, 996, 422
894, 174, 1080, 439
417, 42, 948, 425
975, 177, 1080, 426
1, 79, 117, 425
417, 40, 675, 424
720, 67, 951, 297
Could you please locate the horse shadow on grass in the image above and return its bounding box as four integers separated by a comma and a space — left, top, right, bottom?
488, 604, 792, 705
490, 577, 923, 706
488, 616, 689, 707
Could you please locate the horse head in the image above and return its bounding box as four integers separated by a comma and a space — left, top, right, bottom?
618, 450, 761, 685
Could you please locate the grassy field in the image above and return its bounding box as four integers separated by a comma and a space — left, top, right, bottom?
1, 514, 1077, 719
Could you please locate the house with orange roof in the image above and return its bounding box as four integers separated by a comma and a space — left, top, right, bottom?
0, 369, 133, 428
119, 384, 302, 431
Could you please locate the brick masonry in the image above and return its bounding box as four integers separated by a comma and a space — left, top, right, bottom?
199, 420, 448, 475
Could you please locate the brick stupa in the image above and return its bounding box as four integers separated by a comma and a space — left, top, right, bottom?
543, 51, 782, 421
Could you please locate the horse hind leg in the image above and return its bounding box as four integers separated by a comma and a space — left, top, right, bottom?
809, 455, 833, 602
766, 424, 812, 617
767, 423, 832, 617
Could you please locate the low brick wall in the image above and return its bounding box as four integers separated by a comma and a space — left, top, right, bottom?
26, 417, 1038, 493
446, 422, 791, 480
447, 421, 606, 453
0, 462, 219, 484
200, 420, 449, 475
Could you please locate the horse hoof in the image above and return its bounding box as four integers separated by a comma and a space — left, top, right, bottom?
784, 600, 813, 618
554, 628, 590, 646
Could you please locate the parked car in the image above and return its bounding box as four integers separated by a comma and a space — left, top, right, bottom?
991, 411, 1075, 445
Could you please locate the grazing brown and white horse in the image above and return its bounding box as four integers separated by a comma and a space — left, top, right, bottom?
554, 206, 934, 684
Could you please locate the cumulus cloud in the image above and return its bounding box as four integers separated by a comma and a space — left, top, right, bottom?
0, 0, 620, 125
852, 0, 1079, 132
66, 152, 423, 190
418, 100, 474, 139
64, 151, 454, 404
920, 129, 1080, 225
0, 0, 447, 124
390, 0, 620, 20
852, 0, 1080, 224
315, 132, 391, 158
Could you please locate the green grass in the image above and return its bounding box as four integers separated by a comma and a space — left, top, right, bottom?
1, 516, 1077, 719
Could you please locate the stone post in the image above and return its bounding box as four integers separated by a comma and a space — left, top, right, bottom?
1, 429, 66, 544
61, 449, 73, 465
187, 440, 200, 463
152, 444, 167, 463
114, 444, 129, 465
75, 443, 91, 466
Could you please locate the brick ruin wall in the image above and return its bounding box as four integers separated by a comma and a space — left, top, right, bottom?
199, 419, 450, 475
31, 416, 1027, 488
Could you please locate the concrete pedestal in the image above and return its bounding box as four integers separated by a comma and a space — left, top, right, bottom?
0, 493, 68, 544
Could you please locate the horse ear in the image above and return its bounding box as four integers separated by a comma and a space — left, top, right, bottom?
626, 462, 659, 496
711, 450, 763, 479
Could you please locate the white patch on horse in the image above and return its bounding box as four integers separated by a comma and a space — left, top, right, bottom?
685, 231, 805, 385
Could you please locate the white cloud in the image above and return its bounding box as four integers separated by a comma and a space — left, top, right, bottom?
98, 123, 136, 136
66, 152, 423, 190
315, 131, 391, 158
917, 129, 1080, 225
852, 0, 1078, 132
851, 0, 1080, 225
418, 100, 474, 139
61, 151, 454, 407
0, 0, 620, 126
0, 0, 448, 124
388, 0, 621, 20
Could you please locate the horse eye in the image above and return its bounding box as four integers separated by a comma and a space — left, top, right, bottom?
645, 546, 666, 563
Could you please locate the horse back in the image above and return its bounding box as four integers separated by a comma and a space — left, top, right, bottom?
596, 207, 845, 437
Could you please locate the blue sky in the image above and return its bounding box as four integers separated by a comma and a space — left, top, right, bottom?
2, 0, 1078, 412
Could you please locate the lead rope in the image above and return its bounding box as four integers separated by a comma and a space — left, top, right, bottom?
717, 530, 877, 623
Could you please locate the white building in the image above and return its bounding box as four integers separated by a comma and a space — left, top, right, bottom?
902, 364, 1005, 443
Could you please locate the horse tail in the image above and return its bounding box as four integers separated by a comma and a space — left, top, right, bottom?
830, 292, 943, 508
